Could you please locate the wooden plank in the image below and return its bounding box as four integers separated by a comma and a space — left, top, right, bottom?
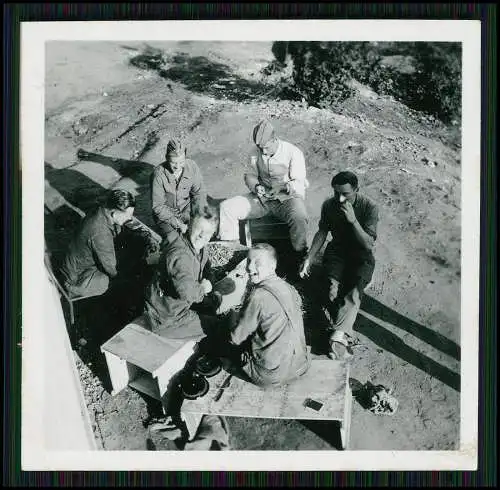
214, 258, 249, 314
181, 360, 350, 421
102, 351, 129, 396
154, 340, 197, 396
128, 373, 162, 400
101, 317, 188, 373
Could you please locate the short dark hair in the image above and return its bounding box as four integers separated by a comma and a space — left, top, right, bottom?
331, 171, 359, 189
191, 203, 219, 229
251, 242, 277, 266
105, 189, 136, 211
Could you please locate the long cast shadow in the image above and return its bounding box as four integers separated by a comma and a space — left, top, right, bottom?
354, 313, 460, 392
299, 264, 460, 392
361, 295, 461, 361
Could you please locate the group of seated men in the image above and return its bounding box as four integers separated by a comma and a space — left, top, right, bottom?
59, 118, 379, 386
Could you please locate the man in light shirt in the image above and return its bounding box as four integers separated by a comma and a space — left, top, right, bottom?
218, 120, 309, 268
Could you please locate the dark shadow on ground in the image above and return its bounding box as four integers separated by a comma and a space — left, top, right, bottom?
354, 312, 460, 392
129, 46, 275, 102
361, 295, 461, 361
298, 262, 460, 392
76, 149, 154, 184
45, 161, 106, 216
299, 420, 343, 450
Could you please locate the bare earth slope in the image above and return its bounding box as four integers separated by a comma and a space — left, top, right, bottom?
44, 42, 461, 451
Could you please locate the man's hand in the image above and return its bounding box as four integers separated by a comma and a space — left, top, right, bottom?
254, 184, 267, 198
299, 257, 311, 279
201, 278, 213, 295
179, 222, 188, 234
341, 201, 357, 224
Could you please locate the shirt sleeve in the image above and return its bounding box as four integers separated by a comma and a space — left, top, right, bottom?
167, 254, 206, 304
288, 145, 307, 183
230, 290, 262, 345
90, 230, 117, 278
318, 200, 331, 232
151, 168, 183, 228
362, 201, 379, 240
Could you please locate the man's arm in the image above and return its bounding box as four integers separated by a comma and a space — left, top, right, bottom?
287, 146, 308, 196
151, 170, 185, 230
230, 291, 261, 345
91, 231, 118, 278
351, 220, 375, 250
168, 255, 206, 304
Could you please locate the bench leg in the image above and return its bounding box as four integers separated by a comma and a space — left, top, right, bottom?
340, 386, 353, 450
241, 221, 252, 247
102, 351, 129, 395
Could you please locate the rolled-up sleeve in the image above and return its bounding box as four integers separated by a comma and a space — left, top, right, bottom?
230, 291, 262, 345
168, 255, 206, 304
90, 230, 117, 278
363, 202, 379, 240
151, 169, 182, 228
288, 146, 307, 183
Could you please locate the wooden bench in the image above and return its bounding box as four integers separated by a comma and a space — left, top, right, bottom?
181, 359, 353, 450
100, 316, 197, 405
241, 215, 290, 247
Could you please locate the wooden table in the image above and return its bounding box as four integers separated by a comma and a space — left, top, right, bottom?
181, 360, 353, 450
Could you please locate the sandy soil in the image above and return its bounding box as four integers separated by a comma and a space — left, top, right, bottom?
44, 41, 461, 451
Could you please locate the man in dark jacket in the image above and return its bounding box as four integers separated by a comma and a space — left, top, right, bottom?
299, 171, 379, 360
60, 189, 136, 297
229, 243, 310, 387
150, 139, 206, 244
144, 206, 219, 341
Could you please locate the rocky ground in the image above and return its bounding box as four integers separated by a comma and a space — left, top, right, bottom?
44, 41, 461, 451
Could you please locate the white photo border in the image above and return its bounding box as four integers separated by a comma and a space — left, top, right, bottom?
21, 19, 481, 471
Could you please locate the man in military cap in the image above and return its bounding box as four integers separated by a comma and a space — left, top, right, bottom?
218, 120, 309, 270
150, 139, 207, 244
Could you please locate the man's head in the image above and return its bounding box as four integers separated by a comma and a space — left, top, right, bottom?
188, 205, 219, 252
246, 243, 278, 284
165, 139, 187, 174
253, 119, 279, 156
331, 171, 359, 205
105, 189, 136, 225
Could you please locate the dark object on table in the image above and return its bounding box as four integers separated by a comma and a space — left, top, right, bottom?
195, 354, 223, 378
303, 397, 324, 412
212, 373, 233, 402
180, 372, 210, 400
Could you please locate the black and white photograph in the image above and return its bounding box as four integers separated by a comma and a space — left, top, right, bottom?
21, 20, 480, 471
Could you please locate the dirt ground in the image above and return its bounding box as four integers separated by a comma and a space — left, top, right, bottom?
44, 41, 461, 451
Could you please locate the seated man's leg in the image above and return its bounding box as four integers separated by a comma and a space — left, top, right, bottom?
271, 197, 308, 253
66, 268, 109, 297
218, 193, 267, 241
327, 259, 375, 359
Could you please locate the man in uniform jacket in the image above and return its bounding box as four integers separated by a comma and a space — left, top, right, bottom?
228, 243, 311, 387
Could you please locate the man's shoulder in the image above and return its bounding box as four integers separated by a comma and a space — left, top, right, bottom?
152, 163, 167, 177
185, 158, 200, 173
321, 197, 337, 210
357, 193, 379, 213
280, 139, 304, 156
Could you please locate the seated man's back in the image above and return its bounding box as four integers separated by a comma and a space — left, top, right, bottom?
229, 244, 310, 387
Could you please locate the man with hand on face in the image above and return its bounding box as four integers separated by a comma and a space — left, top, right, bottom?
151, 139, 206, 245
144, 206, 220, 341
227, 243, 310, 387
218, 120, 309, 272
299, 171, 379, 360
60, 189, 136, 298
